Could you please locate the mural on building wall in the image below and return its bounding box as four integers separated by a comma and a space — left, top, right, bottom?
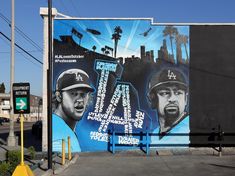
52, 19, 190, 152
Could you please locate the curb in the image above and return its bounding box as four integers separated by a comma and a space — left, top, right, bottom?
40, 169, 53, 176
53, 154, 79, 175
34, 154, 79, 176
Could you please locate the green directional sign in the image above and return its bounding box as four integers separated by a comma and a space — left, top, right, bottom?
13, 83, 30, 114
16, 97, 27, 110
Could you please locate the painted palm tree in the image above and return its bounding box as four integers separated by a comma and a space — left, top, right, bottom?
181, 35, 189, 61
163, 26, 178, 57
92, 45, 97, 52
105, 50, 110, 55
0, 83, 5, 93
175, 34, 183, 64
112, 26, 122, 58
101, 47, 106, 54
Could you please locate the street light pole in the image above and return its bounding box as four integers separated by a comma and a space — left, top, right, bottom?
48, 0, 53, 169
7, 0, 16, 147
38, 100, 40, 121
40, 5, 57, 167
38, 98, 42, 121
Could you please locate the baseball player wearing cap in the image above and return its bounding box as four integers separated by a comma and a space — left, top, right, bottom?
52, 68, 94, 152
147, 68, 189, 143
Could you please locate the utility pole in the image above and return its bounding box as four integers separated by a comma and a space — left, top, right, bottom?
48, 0, 53, 169
7, 0, 17, 147
39, 5, 57, 161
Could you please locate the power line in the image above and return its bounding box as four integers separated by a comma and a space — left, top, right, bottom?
0, 50, 41, 54
0, 35, 11, 47
0, 12, 42, 51
0, 31, 43, 65
0, 35, 42, 68
0, 12, 43, 52
16, 48, 42, 69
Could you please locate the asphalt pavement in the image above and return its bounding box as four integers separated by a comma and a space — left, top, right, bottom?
0, 122, 42, 151
0, 122, 34, 133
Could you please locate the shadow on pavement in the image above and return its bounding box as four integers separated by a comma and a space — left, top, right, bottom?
208, 163, 235, 170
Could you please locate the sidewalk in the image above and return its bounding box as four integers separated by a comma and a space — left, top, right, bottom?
33, 153, 79, 176
78, 147, 235, 157
58, 148, 235, 176
1, 145, 235, 176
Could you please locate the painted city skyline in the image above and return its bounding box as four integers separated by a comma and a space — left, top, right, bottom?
54, 19, 189, 64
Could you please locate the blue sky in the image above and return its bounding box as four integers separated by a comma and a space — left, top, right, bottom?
0, 0, 235, 96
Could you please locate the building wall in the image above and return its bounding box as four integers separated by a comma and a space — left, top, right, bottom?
0, 93, 42, 121
52, 19, 190, 152
190, 25, 235, 145
48, 18, 235, 153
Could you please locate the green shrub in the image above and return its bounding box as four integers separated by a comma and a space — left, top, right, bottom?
28, 146, 36, 159
6, 150, 21, 173
0, 162, 11, 176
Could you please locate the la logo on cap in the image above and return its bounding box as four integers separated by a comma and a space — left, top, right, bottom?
76, 73, 83, 82
167, 70, 176, 80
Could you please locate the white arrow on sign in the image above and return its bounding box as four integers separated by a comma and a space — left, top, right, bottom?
16, 99, 26, 109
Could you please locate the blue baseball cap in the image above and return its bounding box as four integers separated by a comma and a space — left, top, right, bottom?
56, 69, 94, 92
148, 68, 187, 94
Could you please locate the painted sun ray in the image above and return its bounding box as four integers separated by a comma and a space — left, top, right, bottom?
134, 28, 162, 54
123, 20, 140, 54
104, 21, 113, 38
76, 21, 103, 48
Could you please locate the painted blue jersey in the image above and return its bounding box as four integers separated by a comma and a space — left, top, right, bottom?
52, 113, 81, 152
151, 116, 190, 146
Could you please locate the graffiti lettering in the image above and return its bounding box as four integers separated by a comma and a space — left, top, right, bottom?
134, 111, 145, 129
87, 60, 146, 141
90, 131, 109, 142
118, 136, 139, 145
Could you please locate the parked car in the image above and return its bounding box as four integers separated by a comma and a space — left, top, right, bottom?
3, 117, 10, 122
0, 117, 10, 124
0, 118, 3, 125
32, 120, 42, 139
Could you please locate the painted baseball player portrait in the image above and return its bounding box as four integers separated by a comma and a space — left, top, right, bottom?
147, 67, 189, 136
52, 68, 94, 152
54, 68, 94, 130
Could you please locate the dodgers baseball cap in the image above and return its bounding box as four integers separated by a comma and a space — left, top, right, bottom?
148, 68, 187, 94
56, 69, 94, 92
